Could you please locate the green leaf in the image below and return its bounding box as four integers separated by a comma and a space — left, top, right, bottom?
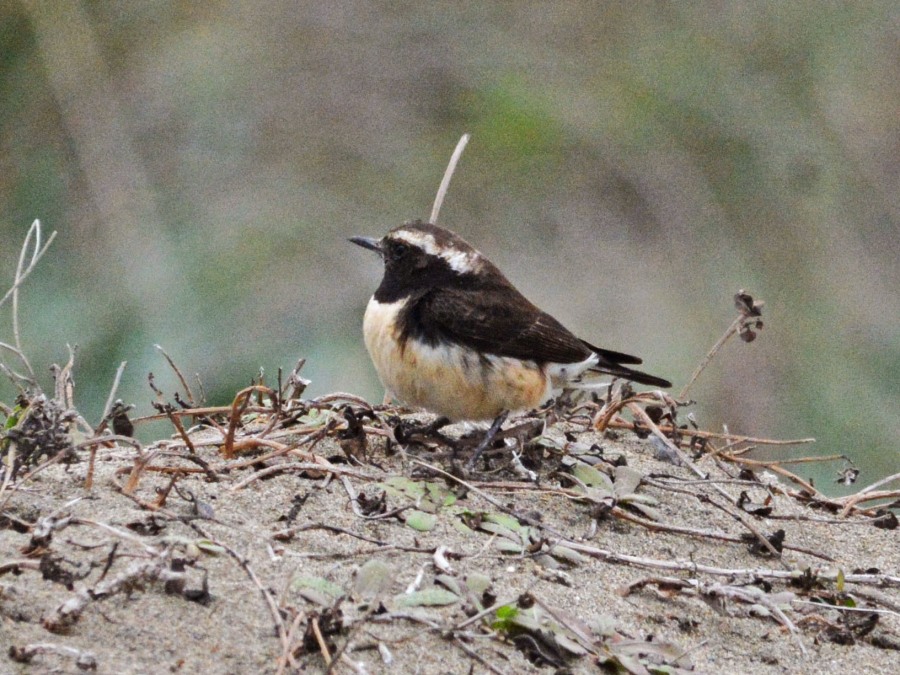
380, 476, 426, 500
625, 501, 662, 521
354, 560, 395, 598
507, 607, 541, 631
425, 481, 457, 508
613, 465, 644, 496
465, 572, 492, 597
478, 521, 521, 542
483, 512, 525, 532
496, 605, 517, 619
572, 462, 614, 491
435, 574, 462, 596
405, 510, 437, 532
625, 493, 659, 506
292, 575, 343, 599
534, 553, 561, 569
394, 589, 460, 607
4, 404, 25, 429
532, 435, 564, 451
549, 545, 587, 565
297, 408, 334, 427
379, 477, 455, 513
450, 517, 476, 536
491, 604, 519, 631
194, 539, 226, 555
495, 539, 525, 554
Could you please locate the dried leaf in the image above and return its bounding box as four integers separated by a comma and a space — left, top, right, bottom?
873, 509, 898, 530
734, 290, 764, 317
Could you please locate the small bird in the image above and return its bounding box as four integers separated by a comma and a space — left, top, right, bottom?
351, 221, 670, 423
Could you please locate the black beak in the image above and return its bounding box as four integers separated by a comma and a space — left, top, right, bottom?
349, 236, 383, 255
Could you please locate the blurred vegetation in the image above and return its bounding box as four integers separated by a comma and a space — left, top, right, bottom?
0, 2, 897, 492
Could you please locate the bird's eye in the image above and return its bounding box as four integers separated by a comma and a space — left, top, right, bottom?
391, 242, 409, 259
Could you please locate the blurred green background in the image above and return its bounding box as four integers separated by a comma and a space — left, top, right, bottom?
1, 2, 897, 492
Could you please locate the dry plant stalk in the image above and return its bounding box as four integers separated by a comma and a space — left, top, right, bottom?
678, 290, 765, 401
155, 344, 197, 406
430, 133, 470, 225
222, 385, 278, 458
121, 446, 160, 495
0, 219, 58, 387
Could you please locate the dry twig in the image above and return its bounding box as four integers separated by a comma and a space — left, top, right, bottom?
678, 290, 765, 401
430, 133, 470, 225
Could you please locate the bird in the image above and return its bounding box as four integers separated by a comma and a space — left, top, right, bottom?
350, 221, 670, 425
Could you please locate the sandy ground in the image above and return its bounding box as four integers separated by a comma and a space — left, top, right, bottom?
1, 405, 898, 674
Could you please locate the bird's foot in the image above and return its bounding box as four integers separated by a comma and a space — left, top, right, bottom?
465, 411, 509, 471
393, 415, 451, 446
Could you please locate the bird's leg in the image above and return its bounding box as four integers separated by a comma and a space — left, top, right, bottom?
423, 416, 451, 435
394, 416, 451, 445
466, 410, 509, 471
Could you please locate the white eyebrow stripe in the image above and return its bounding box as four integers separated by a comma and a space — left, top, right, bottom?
392, 230, 483, 274
392, 230, 436, 249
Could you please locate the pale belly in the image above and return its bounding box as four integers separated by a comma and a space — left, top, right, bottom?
363, 298, 551, 421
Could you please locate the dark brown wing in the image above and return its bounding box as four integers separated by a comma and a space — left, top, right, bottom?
402, 281, 671, 387
409, 284, 593, 365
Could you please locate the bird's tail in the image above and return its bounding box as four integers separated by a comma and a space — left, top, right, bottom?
577, 342, 672, 388
589, 361, 672, 388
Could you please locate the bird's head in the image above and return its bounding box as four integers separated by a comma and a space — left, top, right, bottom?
351, 221, 489, 300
